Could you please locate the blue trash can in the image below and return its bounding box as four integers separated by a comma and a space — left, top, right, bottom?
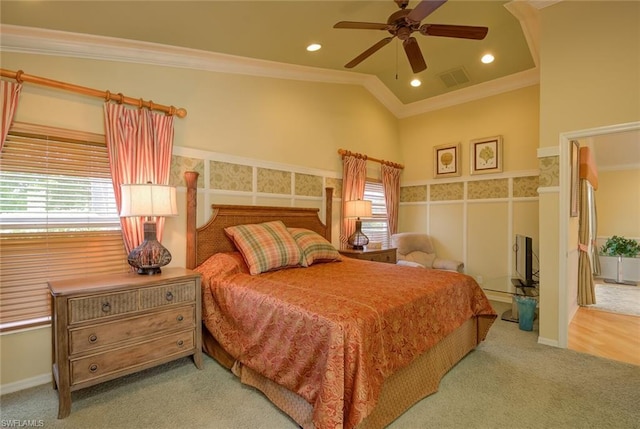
515, 296, 537, 331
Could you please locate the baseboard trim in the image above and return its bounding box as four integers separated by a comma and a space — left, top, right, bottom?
537, 336, 560, 348
0, 373, 51, 395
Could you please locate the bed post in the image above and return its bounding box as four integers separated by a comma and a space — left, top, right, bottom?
185, 171, 199, 270
325, 187, 333, 243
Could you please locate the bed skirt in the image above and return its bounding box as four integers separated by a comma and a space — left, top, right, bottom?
202, 315, 493, 429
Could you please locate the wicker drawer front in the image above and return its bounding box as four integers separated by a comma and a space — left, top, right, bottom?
69, 291, 138, 323
369, 252, 396, 264
71, 330, 195, 385
69, 305, 196, 355
139, 281, 196, 309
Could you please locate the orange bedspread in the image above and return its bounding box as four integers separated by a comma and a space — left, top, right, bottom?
196, 253, 496, 429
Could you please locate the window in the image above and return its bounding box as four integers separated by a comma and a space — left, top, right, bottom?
361, 180, 389, 248
0, 123, 128, 331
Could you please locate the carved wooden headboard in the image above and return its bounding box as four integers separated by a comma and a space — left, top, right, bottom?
184, 171, 334, 269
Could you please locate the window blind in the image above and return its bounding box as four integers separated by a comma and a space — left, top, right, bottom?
0, 123, 128, 331
362, 180, 390, 248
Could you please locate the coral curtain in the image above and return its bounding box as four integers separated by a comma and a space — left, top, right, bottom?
104, 103, 174, 254
381, 164, 402, 236
340, 155, 367, 246
0, 80, 23, 151
577, 180, 596, 305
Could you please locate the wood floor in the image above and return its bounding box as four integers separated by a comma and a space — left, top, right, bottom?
568, 306, 640, 366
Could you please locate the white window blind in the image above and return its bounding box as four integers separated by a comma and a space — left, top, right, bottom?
0, 123, 128, 331
362, 180, 389, 248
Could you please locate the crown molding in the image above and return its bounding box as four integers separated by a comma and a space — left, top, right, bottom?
0, 24, 537, 119
396, 68, 539, 118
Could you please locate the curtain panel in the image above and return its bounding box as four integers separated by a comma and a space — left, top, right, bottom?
104, 103, 174, 254
381, 164, 402, 237
340, 155, 367, 246
577, 180, 596, 306
0, 80, 22, 151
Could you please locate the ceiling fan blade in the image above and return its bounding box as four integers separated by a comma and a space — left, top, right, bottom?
405, 0, 447, 24
333, 21, 389, 30
345, 37, 394, 69
403, 37, 427, 73
419, 24, 488, 40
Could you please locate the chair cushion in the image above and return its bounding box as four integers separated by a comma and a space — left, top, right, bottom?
391, 232, 436, 256
402, 250, 436, 268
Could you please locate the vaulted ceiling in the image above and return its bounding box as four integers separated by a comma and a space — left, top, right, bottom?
0, 0, 537, 105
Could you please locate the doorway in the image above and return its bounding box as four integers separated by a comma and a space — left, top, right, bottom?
559, 121, 640, 359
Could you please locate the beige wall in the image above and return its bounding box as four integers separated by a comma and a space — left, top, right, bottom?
538, 1, 640, 344
596, 169, 640, 238
399, 85, 540, 182
397, 86, 540, 291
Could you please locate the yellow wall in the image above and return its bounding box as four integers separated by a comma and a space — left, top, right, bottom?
399, 86, 540, 182
538, 1, 640, 344
397, 86, 540, 289
596, 169, 640, 238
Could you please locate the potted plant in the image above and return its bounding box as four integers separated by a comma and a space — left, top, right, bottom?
601, 235, 640, 285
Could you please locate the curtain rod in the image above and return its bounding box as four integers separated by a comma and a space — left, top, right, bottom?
338, 148, 404, 169
1, 68, 187, 118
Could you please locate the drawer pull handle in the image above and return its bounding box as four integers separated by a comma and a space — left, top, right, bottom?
89, 364, 99, 373
177, 315, 184, 322
101, 302, 111, 313
88, 334, 98, 343
165, 291, 174, 301
177, 340, 184, 347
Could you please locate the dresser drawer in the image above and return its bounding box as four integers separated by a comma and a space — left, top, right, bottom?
139, 280, 196, 309
69, 305, 196, 355
71, 330, 195, 386
68, 291, 138, 323
369, 252, 396, 264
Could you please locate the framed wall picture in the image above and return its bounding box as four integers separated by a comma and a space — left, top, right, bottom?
434, 143, 461, 178
470, 136, 503, 175
570, 139, 580, 217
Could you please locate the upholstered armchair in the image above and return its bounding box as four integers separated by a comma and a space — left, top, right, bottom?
391, 232, 464, 273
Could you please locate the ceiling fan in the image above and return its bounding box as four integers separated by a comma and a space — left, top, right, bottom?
333, 0, 489, 73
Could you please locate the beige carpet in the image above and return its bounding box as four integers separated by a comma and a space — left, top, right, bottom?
590, 282, 640, 317
1, 301, 639, 429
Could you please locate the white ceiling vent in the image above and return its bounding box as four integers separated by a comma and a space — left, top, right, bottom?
438, 67, 470, 88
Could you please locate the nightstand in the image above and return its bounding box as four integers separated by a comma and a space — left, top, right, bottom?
339, 247, 397, 264
48, 267, 202, 418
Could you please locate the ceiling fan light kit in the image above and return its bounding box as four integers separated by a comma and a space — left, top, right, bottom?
334, 0, 488, 74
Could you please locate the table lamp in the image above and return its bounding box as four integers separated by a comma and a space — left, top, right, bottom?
120, 183, 178, 275
344, 199, 372, 250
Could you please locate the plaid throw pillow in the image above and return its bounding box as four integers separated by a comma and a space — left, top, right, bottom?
224, 221, 303, 275
288, 227, 341, 266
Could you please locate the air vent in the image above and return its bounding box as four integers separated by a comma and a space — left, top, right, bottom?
438, 67, 470, 88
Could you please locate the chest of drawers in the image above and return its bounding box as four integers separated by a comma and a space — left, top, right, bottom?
48, 267, 202, 418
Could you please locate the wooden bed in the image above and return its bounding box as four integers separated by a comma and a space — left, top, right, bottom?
184, 172, 496, 429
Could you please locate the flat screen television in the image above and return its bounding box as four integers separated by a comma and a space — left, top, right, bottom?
515, 234, 536, 287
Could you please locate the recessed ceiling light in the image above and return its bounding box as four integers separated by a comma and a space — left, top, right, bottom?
306, 43, 322, 52
410, 79, 422, 87
481, 54, 495, 64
